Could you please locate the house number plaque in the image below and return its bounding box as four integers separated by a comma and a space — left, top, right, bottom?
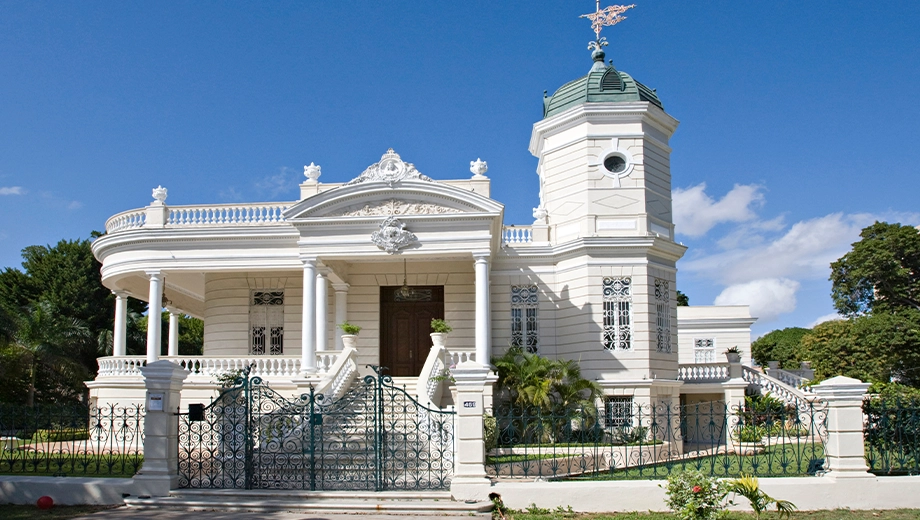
463, 401, 476, 408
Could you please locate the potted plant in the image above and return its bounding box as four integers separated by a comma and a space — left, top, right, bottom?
338, 322, 361, 350
725, 346, 741, 364
430, 318, 452, 349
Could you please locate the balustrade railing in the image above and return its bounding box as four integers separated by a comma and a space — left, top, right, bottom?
677, 363, 730, 382
502, 226, 533, 244
445, 349, 475, 367
769, 367, 811, 390
104, 209, 147, 233
168, 202, 289, 226
742, 366, 814, 408
97, 353, 341, 379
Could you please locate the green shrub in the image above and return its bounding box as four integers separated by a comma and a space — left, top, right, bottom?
484, 413, 497, 451
430, 319, 452, 333
664, 469, 731, 520
31, 428, 89, 442
338, 322, 362, 335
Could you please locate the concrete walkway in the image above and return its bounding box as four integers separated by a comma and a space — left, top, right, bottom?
72, 507, 490, 520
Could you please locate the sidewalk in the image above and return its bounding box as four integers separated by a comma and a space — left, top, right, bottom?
72, 507, 490, 520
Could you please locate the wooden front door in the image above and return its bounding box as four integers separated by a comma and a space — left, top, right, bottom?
380, 286, 444, 377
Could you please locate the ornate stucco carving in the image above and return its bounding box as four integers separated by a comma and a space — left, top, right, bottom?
303, 162, 321, 183
470, 158, 488, 178
327, 199, 461, 217
152, 185, 168, 205
346, 149, 433, 187
371, 216, 417, 254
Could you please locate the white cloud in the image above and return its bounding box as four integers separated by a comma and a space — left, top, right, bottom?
673, 183, 764, 237
681, 212, 920, 285
67, 201, 83, 210
0, 186, 24, 195
809, 313, 844, 328
714, 278, 800, 322
255, 166, 298, 198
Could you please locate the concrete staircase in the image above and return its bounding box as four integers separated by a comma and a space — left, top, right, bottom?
125, 489, 492, 515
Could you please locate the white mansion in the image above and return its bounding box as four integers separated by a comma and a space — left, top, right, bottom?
88, 46, 784, 413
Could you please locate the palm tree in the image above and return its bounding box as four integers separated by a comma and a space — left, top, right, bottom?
493, 347, 603, 443
9, 300, 90, 406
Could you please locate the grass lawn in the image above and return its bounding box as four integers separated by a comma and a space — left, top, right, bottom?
0, 504, 116, 519
0, 453, 142, 477
508, 510, 920, 520
559, 444, 824, 480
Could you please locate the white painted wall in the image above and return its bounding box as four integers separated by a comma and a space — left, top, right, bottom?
677, 305, 756, 366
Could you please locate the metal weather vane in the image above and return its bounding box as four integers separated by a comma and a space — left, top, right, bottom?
580, 1, 636, 51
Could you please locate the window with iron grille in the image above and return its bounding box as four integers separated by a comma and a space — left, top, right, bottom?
250, 290, 284, 355
510, 284, 539, 353
604, 396, 634, 429
602, 277, 631, 350
655, 278, 672, 353
694, 338, 716, 363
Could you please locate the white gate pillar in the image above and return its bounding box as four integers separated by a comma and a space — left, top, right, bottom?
473, 254, 491, 365
333, 283, 350, 351
450, 360, 493, 502
145, 271, 163, 364
134, 360, 188, 496
301, 258, 317, 374
315, 271, 328, 352
112, 290, 129, 357
811, 375, 872, 478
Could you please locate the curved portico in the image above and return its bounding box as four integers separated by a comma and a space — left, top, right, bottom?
89, 150, 503, 402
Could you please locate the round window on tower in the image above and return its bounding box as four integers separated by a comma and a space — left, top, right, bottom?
604, 154, 627, 174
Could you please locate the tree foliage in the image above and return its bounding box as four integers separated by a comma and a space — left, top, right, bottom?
831, 222, 920, 317
750, 327, 810, 368
800, 309, 920, 387
0, 237, 148, 403
676, 290, 689, 307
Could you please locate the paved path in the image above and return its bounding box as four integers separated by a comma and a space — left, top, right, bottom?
72, 507, 490, 520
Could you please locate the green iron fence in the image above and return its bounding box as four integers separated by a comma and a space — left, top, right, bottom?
178, 365, 456, 490
0, 403, 145, 477
864, 398, 920, 476
487, 395, 827, 480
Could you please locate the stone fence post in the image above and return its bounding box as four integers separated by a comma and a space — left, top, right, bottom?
133, 361, 188, 496
810, 375, 872, 478
450, 360, 493, 502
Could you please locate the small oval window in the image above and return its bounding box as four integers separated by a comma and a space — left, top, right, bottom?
604, 155, 627, 174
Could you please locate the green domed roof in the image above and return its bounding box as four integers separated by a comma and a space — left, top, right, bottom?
543, 50, 663, 119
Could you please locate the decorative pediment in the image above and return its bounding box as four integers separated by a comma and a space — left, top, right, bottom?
326, 199, 462, 217
346, 149, 433, 187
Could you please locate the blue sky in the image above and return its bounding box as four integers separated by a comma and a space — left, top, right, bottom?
1, 1, 918, 336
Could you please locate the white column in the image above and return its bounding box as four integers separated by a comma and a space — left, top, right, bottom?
145, 271, 163, 364
167, 308, 179, 357
301, 259, 317, 374
315, 271, 328, 352
112, 290, 128, 357
333, 283, 349, 351
474, 254, 491, 365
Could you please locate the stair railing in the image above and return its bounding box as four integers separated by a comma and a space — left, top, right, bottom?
742, 365, 816, 408
416, 344, 448, 411
314, 345, 358, 401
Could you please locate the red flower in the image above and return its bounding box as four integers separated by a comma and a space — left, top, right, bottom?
692, 485, 702, 493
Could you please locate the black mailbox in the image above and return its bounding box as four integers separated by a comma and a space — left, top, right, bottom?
188, 403, 205, 422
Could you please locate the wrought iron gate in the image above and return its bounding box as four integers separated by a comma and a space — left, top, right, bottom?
177, 366, 455, 490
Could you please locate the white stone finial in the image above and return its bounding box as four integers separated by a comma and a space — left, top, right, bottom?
152, 185, 168, 205
304, 162, 322, 183
470, 158, 488, 178
532, 206, 548, 224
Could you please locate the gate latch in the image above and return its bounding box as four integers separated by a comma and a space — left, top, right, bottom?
311, 412, 323, 426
